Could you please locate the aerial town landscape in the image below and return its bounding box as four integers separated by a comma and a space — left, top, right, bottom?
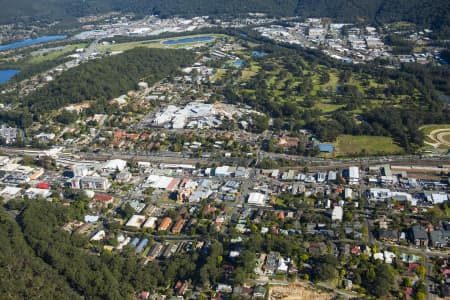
0, 1, 449, 299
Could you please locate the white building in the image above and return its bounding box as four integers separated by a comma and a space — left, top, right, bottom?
145, 175, 180, 190
142, 217, 158, 229
248, 192, 266, 206
90, 230, 106, 241
215, 166, 231, 177
73, 164, 89, 177
348, 166, 359, 185
316, 172, 326, 183
331, 206, 343, 221
327, 171, 337, 181
24, 188, 52, 199
78, 176, 110, 191
102, 159, 127, 173
383, 251, 396, 264
126, 215, 146, 228
424, 192, 448, 204
344, 188, 353, 200
368, 188, 391, 201
0, 186, 21, 198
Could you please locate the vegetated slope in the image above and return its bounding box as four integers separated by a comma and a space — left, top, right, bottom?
17, 199, 165, 300
0, 0, 448, 32
294, 0, 384, 22
0, 206, 80, 299
23, 47, 195, 114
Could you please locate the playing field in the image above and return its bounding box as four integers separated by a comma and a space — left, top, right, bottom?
98, 34, 221, 52
335, 135, 404, 156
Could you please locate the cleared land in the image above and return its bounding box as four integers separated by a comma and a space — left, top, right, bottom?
98, 34, 221, 52
29, 44, 87, 64
441, 133, 450, 143
269, 284, 334, 300
335, 135, 404, 156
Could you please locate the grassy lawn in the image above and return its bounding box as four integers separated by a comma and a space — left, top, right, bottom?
368, 78, 386, 88
99, 34, 223, 52
335, 135, 404, 156
313, 102, 345, 113
249, 62, 260, 72
266, 75, 277, 87
29, 44, 87, 64
388, 21, 416, 29
310, 73, 321, 96
321, 71, 339, 89
211, 69, 226, 81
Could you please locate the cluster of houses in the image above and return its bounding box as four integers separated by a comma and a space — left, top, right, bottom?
0, 146, 448, 299
255, 18, 443, 65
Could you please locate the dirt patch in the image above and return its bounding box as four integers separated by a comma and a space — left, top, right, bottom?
424, 128, 450, 149
269, 284, 334, 300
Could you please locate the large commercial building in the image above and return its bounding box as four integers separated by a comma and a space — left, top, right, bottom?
72, 176, 110, 191
248, 192, 266, 206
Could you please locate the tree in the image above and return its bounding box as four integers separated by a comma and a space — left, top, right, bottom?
416, 265, 426, 279
314, 255, 338, 281
118, 202, 135, 219
369, 264, 395, 298
21, 155, 35, 166
233, 267, 246, 284
56, 110, 78, 124
250, 113, 269, 133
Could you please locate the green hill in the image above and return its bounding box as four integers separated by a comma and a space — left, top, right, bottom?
0, 0, 448, 33
0, 206, 80, 299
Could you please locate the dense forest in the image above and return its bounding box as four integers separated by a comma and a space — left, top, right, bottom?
21, 47, 195, 114
0, 0, 449, 35
0, 206, 80, 299
16, 200, 161, 299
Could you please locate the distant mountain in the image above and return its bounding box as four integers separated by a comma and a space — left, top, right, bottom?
0, 0, 449, 32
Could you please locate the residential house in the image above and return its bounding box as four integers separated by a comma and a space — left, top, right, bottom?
378, 229, 398, 243
93, 193, 113, 206
331, 206, 343, 222
429, 230, 447, 248
171, 219, 185, 234
410, 225, 428, 246
158, 217, 172, 231
308, 242, 327, 255
278, 135, 299, 148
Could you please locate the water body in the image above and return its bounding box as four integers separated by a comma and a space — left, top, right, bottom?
163, 36, 214, 45
0, 69, 20, 84
0, 35, 67, 51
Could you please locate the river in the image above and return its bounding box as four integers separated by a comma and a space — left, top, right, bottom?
0, 35, 67, 51
0, 69, 20, 84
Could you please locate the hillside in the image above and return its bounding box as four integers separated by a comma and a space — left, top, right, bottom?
0, 0, 448, 32
0, 206, 80, 299
23, 47, 195, 114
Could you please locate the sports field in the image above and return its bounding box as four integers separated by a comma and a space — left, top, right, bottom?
335, 135, 404, 156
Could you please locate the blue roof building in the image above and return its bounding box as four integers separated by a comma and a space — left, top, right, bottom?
130, 237, 140, 247
318, 143, 335, 153
136, 238, 149, 253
